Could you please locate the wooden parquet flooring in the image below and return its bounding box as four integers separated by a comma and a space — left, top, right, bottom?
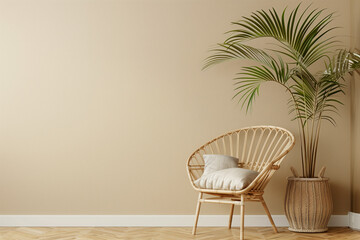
0, 227, 358, 240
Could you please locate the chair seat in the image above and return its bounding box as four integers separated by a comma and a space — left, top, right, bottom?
194, 167, 259, 191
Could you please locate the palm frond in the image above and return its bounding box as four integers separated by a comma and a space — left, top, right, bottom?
322, 49, 360, 81
233, 59, 292, 112
203, 43, 275, 69
224, 4, 337, 67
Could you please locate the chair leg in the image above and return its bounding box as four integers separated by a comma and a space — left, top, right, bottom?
228, 204, 235, 229
240, 195, 245, 240
260, 197, 278, 233
192, 192, 203, 235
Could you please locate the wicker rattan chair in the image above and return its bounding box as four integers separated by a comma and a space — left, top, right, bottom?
186, 126, 295, 240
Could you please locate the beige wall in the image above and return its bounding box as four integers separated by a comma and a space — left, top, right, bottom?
351, 0, 360, 214
0, 0, 353, 215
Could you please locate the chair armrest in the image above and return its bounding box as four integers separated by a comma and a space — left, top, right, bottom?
239, 162, 279, 193
271, 165, 280, 170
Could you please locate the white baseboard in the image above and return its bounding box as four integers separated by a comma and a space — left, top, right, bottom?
0, 215, 349, 227
350, 212, 360, 230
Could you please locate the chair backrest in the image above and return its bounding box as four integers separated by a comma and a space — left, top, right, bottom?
186, 126, 295, 192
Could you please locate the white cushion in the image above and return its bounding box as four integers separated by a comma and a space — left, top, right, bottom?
194, 167, 259, 191
202, 154, 238, 176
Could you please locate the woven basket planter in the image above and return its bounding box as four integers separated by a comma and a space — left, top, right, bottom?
284, 177, 333, 232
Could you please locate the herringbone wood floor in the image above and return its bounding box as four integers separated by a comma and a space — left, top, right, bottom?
0, 227, 358, 239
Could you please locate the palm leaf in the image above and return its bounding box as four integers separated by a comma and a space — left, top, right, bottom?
203, 43, 275, 69
233, 59, 292, 112
224, 4, 337, 66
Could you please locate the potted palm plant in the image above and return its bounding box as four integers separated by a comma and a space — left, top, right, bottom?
204, 4, 360, 232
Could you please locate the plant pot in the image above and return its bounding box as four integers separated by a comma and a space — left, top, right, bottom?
284, 177, 333, 232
